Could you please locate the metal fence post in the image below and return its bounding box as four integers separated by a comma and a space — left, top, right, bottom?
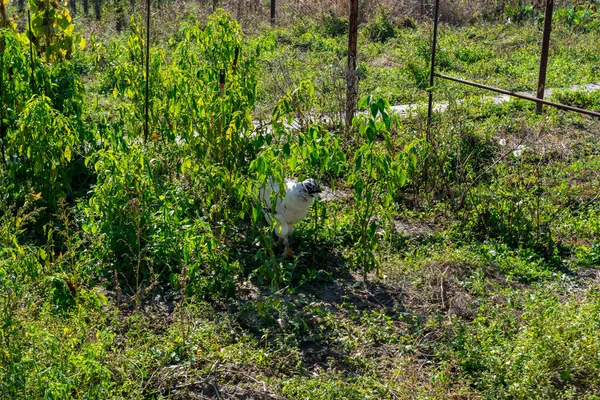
144, 0, 150, 142
219, 68, 225, 135
426, 0, 440, 143
28, 10, 36, 94
536, 0, 554, 114
0, 35, 5, 167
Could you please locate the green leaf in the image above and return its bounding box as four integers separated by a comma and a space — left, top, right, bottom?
57, 13, 73, 32
288, 154, 297, 171
398, 168, 407, 186
64, 146, 71, 162
376, 98, 386, 113
382, 111, 391, 131
384, 132, 393, 150
358, 95, 371, 110
181, 159, 192, 174
355, 153, 363, 172
252, 205, 261, 224
310, 150, 318, 165
370, 102, 378, 118
369, 221, 377, 237
354, 180, 364, 197
366, 125, 375, 143
409, 153, 417, 169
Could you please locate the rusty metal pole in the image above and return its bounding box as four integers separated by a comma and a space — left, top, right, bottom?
536, 0, 554, 114
219, 68, 225, 135
0, 35, 5, 167
144, 0, 150, 142
232, 47, 239, 73
426, 0, 440, 143
28, 11, 35, 94
345, 0, 359, 129
435, 72, 600, 119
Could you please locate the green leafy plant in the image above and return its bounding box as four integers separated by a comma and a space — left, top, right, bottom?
322, 11, 348, 38
1, 7, 85, 211
29, 0, 85, 61
6, 95, 77, 205
249, 85, 346, 287
555, 4, 600, 33
504, 1, 539, 24
348, 96, 422, 280
363, 7, 395, 43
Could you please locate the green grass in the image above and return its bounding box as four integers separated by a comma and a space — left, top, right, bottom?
1, 3, 600, 399
253, 19, 600, 115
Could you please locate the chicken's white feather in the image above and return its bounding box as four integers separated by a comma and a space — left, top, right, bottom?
258, 178, 321, 257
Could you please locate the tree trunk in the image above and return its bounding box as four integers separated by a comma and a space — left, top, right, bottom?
94, 0, 101, 20
69, 0, 77, 16
83, 0, 89, 16
116, 0, 124, 31
0, 0, 8, 27
345, 0, 359, 129
270, 0, 275, 25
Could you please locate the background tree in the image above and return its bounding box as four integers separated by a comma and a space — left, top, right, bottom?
94, 0, 101, 20
0, 0, 9, 27
17, 0, 26, 14
270, 0, 275, 25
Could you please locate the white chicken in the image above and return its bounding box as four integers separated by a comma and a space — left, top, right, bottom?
258, 178, 322, 258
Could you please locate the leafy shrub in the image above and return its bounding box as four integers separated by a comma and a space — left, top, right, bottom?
415, 38, 453, 70
555, 4, 600, 33
349, 96, 423, 278
86, 13, 353, 295
182, 219, 241, 298
322, 11, 348, 37
504, 1, 539, 24
6, 95, 78, 206
83, 144, 196, 287
1, 7, 85, 211
29, 0, 86, 62
249, 84, 347, 286
406, 62, 429, 90
363, 7, 395, 43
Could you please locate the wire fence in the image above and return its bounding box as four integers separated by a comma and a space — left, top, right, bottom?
427, 0, 600, 141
